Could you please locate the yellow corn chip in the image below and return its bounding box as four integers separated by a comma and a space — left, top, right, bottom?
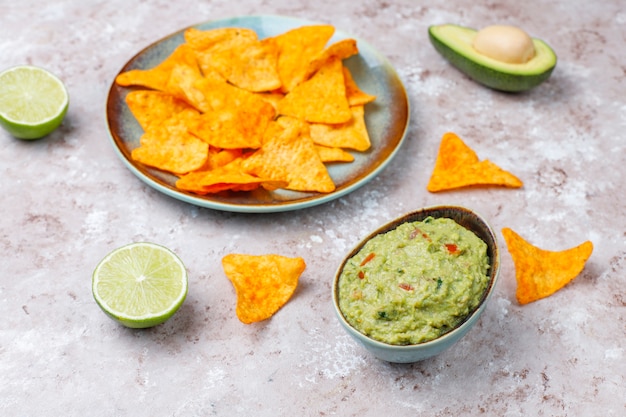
269, 25, 335, 93
309, 105, 371, 151
222, 253, 306, 324
188, 80, 276, 149
176, 160, 287, 194
277, 57, 351, 124
115, 44, 198, 91
125, 90, 193, 131
206, 147, 244, 170
184, 27, 258, 51
164, 63, 207, 111
242, 117, 336, 193
343, 66, 376, 106
203, 38, 281, 92
427, 132, 523, 192
315, 145, 355, 163
502, 228, 594, 305
304, 38, 359, 80
131, 111, 209, 175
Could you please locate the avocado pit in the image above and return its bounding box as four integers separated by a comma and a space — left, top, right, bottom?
472, 25, 535, 64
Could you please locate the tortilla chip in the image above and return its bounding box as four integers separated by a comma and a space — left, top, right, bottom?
315, 145, 355, 163
309, 105, 371, 151
304, 38, 359, 81
427, 132, 523, 192
188, 79, 276, 149
207, 38, 282, 92
131, 111, 209, 175
125, 90, 193, 131
343, 66, 376, 106
277, 57, 351, 124
207, 147, 244, 170
222, 254, 306, 324
176, 160, 287, 194
184, 27, 258, 51
164, 63, 208, 111
502, 228, 594, 305
254, 92, 285, 113
115, 44, 198, 91
242, 117, 336, 193
269, 24, 335, 93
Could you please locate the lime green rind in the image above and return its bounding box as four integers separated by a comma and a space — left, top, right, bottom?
92, 242, 188, 329
428, 24, 557, 92
0, 103, 68, 139
0, 65, 70, 139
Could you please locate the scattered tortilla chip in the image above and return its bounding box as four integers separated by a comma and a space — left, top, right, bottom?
309, 105, 371, 151
502, 228, 594, 305
115, 44, 198, 91
343, 66, 376, 106
125, 90, 193, 131
427, 132, 523, 192
131, 111, 208, 175
222, 253, 306, 324
242, 117, 336, 193
269, 25, 335, 93
278, 57, 351, 124
315, 145, 355, 163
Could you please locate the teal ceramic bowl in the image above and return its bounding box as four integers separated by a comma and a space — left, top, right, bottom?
332, 205, 500, 363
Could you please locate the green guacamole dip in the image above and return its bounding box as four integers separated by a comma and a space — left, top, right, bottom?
337, 217, 490, 345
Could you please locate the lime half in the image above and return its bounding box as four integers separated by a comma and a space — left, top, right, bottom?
0, 65, 69, 139
92, 242, 188, 329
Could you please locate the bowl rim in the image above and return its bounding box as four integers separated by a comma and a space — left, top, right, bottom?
332, 204, 501, 350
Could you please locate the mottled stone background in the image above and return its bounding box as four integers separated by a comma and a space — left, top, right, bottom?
1, 1, 624, 416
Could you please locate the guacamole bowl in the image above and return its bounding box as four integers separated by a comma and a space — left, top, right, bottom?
332, 205, 500, 363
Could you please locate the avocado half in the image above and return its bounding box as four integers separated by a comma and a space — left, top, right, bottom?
428, 24, 557, 92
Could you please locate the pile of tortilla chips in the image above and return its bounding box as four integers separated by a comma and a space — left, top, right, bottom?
502, 228, 594, 304
116, 24, 376, 195
222, 253, 306, 324
427, 132, 523, 192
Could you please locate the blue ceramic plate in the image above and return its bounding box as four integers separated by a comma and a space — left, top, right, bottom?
106, 15, 409, 213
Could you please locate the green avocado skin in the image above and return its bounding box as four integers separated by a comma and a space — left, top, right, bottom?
428, 26, 555, 93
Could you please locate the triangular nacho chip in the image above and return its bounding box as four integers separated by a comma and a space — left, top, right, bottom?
277, 57, 351, 124
131, 110, 208, 175
315, 145, 355, 163
242, 117, 336, 193
222, 254, 306, 324
184, 27, 258, 51
269, 24, 335, 93
125, 90, 194, 131
343, 66, 376, 106
188, 79, 276, 149
164, 63, 207, 111
303, 38, 359, 81
502, 228, 594, 305
309, 105, 371, 151
115, 44, 198, 91
427, 132, 523, 192
208, 38, 282, 92
176, 160, 287, 194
